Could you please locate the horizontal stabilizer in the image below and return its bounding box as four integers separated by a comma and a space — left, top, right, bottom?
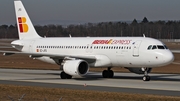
3, 53, 15, 56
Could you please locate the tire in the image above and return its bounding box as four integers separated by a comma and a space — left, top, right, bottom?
66, 74, 72, 79
102, 70, 108, 78
109, 70, 114, 78
143, 76, 147, 81
60, 72, 67, 79
146, 76, 150, 81
143, 76, 150, 81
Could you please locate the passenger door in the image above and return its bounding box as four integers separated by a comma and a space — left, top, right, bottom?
133, 40, 142, 57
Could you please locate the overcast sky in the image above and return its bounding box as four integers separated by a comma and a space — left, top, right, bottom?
0, 0, 180, 25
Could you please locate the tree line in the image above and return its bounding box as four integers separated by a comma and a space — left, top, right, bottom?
0, 17, 180, 39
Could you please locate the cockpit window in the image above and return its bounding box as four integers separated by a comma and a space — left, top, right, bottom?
164, 45, 168, 49
157, 45, 165, 49
152, 45, 157, 50
148, 44, 169, 50
147, 45, 152, 50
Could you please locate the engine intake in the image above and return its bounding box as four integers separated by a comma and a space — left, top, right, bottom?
63, 60, 89, 76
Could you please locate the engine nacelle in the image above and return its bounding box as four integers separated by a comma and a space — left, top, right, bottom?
126, 67, 152, 74
63, 60, 89, 76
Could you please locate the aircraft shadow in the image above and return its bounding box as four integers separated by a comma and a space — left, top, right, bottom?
23, 73, 180, 82
150, 74, 180, 82
75, 73, 180, 81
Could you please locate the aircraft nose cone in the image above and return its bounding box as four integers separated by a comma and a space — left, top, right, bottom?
163, 51, 174, 65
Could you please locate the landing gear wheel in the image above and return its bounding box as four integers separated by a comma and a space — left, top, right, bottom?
60, 72, 72, 79
143, 76, 150, 81
60, 72, 67, 79
66, 74, 72, 79
102, 70, 108, 78
109, 70, 114, 78
102, 68, 114, 78
142, 67, 151, 81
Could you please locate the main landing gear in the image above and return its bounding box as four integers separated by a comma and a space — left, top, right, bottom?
60, 71, 72, 79
102, 67, 114, 78
142, 67, 151, 81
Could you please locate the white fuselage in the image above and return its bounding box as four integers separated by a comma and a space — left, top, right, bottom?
10, 0, 174, 80
12, 37, 174, 68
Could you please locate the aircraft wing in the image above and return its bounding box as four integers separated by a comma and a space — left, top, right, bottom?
0, 50, 96, 63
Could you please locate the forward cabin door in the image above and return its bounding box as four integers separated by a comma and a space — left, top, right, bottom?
132, 40, 142, 57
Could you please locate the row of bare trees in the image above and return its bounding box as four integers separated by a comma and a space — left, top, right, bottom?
0, 17, 180, 39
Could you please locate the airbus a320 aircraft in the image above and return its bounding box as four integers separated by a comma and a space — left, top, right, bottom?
1, 0, 174, 81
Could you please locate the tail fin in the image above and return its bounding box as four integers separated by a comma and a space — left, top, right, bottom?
14, 0, 41, 40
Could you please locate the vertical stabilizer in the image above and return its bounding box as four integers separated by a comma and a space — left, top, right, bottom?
14, 0, 41, 40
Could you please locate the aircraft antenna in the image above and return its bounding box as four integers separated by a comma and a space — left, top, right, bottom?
143, 34, 146, 38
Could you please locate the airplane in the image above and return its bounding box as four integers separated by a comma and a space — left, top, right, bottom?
0, 0, 174, 81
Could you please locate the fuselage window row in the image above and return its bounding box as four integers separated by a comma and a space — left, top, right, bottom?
36, 46, 132, 50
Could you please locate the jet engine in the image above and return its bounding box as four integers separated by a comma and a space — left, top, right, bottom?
63, 60, 89, 76
126, 67, 152, 74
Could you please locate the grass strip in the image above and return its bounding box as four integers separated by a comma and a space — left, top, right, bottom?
0, 84, 180, 101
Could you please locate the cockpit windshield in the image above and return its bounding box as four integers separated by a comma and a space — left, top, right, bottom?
157, 45, 165, 49
152, 45, 157, 49
147, 45, 168, 50
147, 45, 152, 50
164, 45, 168, 49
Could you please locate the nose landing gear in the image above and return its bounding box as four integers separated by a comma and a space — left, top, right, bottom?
142, 67, 151, 81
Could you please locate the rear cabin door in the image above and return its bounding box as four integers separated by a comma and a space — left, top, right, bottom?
29, 40, 35, 53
